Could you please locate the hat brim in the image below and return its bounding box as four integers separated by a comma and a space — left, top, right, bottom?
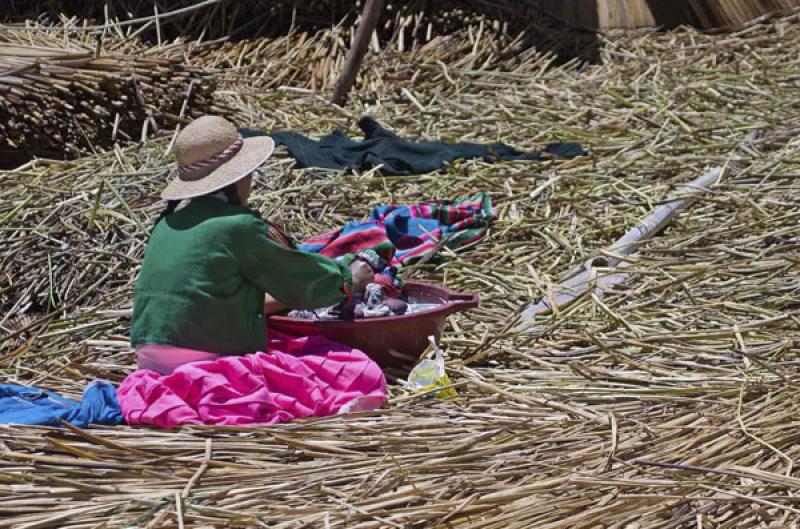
161, 136, 275, 201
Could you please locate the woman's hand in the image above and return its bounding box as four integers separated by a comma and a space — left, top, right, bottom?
264, 259, 372, 313
349, 260, 374, 294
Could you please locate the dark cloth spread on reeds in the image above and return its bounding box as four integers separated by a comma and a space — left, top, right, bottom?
0, 382, 123, 427
240, 117, 586, 175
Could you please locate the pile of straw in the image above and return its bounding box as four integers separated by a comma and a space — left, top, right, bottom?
4, 0, 799, 36
2, 6, 800, 529
187, 13, 551, 92
0, 36, 216, 160
688, 0, 800, 27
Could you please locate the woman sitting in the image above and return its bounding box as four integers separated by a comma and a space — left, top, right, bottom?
131, 115, 373, 374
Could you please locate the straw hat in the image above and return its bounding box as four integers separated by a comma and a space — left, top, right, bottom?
161, 115, 274, 200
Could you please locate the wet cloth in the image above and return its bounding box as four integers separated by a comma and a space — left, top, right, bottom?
301, 192, 495, 267
290, 282, 410, 321
240, 117, 586, 176
0, 381, 123, 428
118, 331, 387, 427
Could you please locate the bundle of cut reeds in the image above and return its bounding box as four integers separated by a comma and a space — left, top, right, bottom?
0, 43, 218, 159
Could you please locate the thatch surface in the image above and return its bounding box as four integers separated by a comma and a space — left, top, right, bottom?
525, 0, 800, 29
2, 7, 800, 529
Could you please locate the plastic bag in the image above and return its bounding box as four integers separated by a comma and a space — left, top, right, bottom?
405, 336, 457, 398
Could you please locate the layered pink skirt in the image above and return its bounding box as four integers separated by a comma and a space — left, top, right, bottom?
118, 331, 387, 428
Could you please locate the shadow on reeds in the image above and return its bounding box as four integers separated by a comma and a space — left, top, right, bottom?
642, 0, 702, 28
2, 0, 604, 63
447, 0, 604, 63
0, 143, 34, 170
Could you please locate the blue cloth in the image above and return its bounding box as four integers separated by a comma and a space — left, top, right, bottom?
0, 381, 124, 428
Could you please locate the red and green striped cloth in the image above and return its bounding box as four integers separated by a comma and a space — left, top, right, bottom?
299, 192, 495, 267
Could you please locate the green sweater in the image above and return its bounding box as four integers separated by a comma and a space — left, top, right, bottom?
131, 197, 352, 354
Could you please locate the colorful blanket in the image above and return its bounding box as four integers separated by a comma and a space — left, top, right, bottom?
301, 192, 495, 267
117, 331, 387, 428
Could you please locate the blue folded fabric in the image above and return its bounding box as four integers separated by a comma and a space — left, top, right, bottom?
0, 381, 124, 428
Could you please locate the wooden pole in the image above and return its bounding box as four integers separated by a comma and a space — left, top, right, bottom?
517, 166, 724, 327
331, 0, 384, 106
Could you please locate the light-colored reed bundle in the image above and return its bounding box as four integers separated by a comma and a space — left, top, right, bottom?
0, 42, 217, 159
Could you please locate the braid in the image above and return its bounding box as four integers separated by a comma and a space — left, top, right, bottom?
155, 200, 179, 225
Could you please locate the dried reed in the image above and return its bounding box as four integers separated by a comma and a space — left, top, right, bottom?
1, 7, 800, 529
0, 36, 217, 160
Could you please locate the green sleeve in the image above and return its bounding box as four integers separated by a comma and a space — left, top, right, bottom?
234, 215, 352, 309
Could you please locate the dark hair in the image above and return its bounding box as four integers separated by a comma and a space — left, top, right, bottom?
221, 183, 242, 206
155, 200, 179, 225
155, 183, 242, 225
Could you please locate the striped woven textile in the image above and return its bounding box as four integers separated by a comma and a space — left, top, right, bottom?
300, 193, 495, 267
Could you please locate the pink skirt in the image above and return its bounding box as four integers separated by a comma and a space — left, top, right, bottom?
136, 344, 223, 375
121, 331, 388, 428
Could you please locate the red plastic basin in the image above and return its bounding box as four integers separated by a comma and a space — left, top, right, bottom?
267, 281, 479, 371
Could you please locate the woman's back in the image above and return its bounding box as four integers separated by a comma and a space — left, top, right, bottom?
132, 196, 267, 355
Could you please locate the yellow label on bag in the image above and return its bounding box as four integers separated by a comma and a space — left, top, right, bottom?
406, 340, 458, 398
418, 374, 458, 399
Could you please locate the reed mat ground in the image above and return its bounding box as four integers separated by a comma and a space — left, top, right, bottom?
1, 7, 800, 529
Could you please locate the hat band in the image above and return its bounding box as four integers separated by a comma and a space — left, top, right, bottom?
178, 136, 244, 180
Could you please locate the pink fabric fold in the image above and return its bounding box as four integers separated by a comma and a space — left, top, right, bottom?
118, 331, 387, 428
